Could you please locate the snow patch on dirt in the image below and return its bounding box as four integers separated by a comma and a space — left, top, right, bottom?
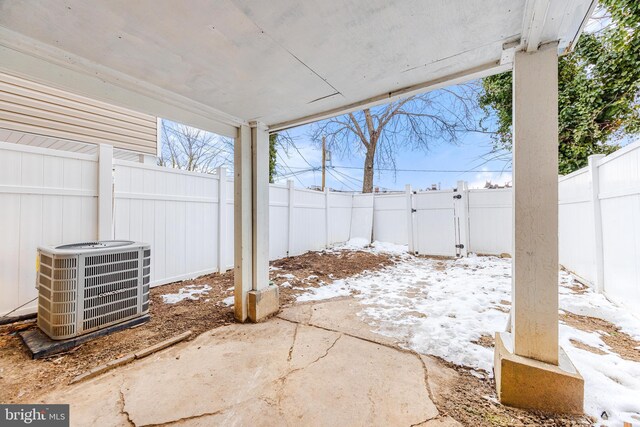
161, 285, 212, 304
329, 239, 409, 256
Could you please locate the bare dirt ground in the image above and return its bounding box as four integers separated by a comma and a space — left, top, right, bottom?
427, 356, 594, 426
0, 249, 394, 404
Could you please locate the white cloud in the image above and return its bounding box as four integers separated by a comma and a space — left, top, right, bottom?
468, 168, 512, 189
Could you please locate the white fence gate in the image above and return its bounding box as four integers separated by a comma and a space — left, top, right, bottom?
412, 190, 458, 257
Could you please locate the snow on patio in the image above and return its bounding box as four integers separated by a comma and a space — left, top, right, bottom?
297, 245, 640, 426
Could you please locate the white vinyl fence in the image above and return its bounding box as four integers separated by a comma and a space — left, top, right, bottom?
2, 139, 638, 317
558, 141, 640, 312
0, 142, 372, 316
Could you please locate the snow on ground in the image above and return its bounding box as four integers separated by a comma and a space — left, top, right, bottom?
328, 238, 410, 256
161, 284, 212, 304
296, 252, 640, 426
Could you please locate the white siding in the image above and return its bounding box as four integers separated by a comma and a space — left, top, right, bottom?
0, 72, 157, 154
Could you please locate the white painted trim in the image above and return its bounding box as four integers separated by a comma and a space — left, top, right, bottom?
567, 0, 599, 54
521, 0, 551, 52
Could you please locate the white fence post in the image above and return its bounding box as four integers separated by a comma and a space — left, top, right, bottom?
405, 184, 414, 253
456, 180, 469, 257
325, 188, 331, 248
287, 179, 295, 257
98, 144, 113, 241
588, 154, 605, 293
217, 166, 228, 273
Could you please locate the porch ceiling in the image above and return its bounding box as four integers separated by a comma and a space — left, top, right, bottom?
0, 0, 594, 136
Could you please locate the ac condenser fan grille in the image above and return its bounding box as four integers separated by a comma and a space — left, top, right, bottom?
37, 241, 150, 340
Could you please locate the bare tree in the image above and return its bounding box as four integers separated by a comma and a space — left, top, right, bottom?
310, 84, 482, 192
158, 119, 233, 173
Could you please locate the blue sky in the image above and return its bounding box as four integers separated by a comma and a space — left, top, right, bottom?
272, 110, 513, 192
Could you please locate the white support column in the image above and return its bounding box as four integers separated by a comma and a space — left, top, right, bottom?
251, 122, 270, 292
588, 154, 605, 293
287, 179, 295, 256
217, 166, 228, 274
98, 144, 113, 241
405, 184, 414, 253
455, 181, 469, 257
234, 125, 253, 322
511, 44, 559, 364
240, 122, 279, 322
325, 188, 331, 248
494, 43, 583, 414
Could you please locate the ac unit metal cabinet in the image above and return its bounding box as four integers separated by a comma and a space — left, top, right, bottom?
36, 240, 150, 340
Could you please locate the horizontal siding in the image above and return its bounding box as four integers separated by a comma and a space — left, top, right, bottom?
0, 72, 157, 154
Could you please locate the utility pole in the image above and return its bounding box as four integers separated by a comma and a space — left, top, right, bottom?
321, 135, 326, 191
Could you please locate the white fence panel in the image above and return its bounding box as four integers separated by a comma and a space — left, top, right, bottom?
413, 190, 456, 256
328, 192, 353, 244
350, 194, 374, 241
0, 142, 98, 316
269, 184, 290, 260
468, 189, 512, 255
113, 161, 219, 286
291, 188, 327, 256
597, 144, 640, 310
373, 193, 407, 245
558, 169, 596, 284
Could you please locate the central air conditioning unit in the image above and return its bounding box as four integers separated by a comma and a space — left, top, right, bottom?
36, 240, 150, 340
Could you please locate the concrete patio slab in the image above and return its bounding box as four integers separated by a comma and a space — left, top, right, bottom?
37, 314, 445, 426
279, 297, 399, 348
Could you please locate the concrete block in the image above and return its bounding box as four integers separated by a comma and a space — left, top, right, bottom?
494, 332, 584, 414
248, 285, 280, 322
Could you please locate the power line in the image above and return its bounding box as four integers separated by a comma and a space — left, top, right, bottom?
281, 165, 511, 173
276, 152, 306, 187
334, 165, 512, 173
326, 168, 357, 191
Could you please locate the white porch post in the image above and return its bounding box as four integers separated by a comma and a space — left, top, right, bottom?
234, 125, 253, 322
511, 44, 559, 364
494, 43, 583, 414
251, 122, 270, 292
234, 122, 279, 323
